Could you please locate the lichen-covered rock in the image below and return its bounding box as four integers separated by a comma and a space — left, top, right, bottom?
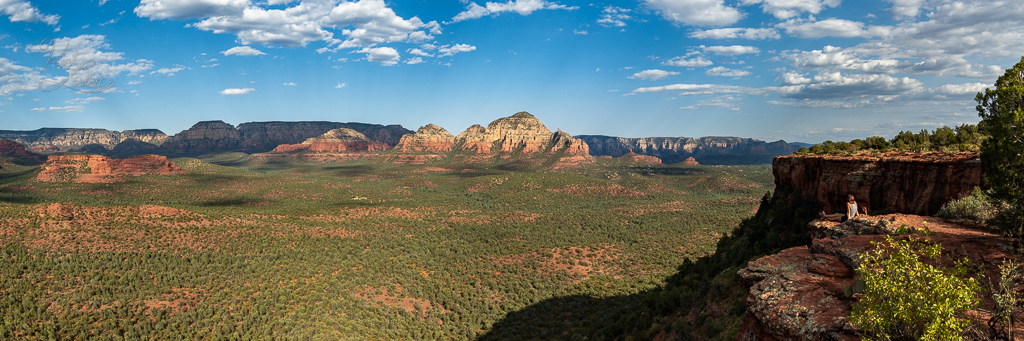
737, 244, 857, 341
808, 217, 902, 239
739, 214, 1018, 341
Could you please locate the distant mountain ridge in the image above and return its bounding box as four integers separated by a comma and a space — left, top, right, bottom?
578, 135, 797, 164
0, 121, 412, 157
2, 118, 797, 164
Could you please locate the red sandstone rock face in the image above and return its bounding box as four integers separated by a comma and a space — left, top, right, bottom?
395, 124, 455, 153
738, 215, 1017, 341
773, 152, 982, 216
617, 152, 663, 165
454, 124, 493, 154
0, 139, 43, 164
680, 157, 699, 166
445, 112, 592, 159
35, 154, 184, 183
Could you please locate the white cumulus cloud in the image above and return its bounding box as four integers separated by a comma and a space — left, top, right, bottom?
629, 69, 680, 81
1, 0, 60, 25
739, 0, 840, 19
221, 46, 266, 56
221, 87, 254, 95
438, 43, 476, 57
689, 27, 780, 40
706, 66, 751, 77
135, 0, 248, 20
662, 55, 713, 68
703, 45, 760, 56
643, 0, 743, 26
451, 0, 577, 23
779, 18, 892, 38
357, 46, 399, 65
597, 6, 631, 27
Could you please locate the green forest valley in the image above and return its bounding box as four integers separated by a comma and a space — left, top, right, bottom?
0, 155, 774, 339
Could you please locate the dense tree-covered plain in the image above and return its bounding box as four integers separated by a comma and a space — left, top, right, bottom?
0, 155, 774, 339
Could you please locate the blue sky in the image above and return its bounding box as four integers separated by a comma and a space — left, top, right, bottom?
1, 0, 1022, 142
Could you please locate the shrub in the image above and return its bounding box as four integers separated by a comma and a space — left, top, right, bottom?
936, 187, 1000, 225
851, 236, 980, 340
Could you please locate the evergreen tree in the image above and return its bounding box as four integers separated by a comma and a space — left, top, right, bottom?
976, 57, 1024, 236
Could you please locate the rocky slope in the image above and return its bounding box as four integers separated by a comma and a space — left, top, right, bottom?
738, 215, 1014, 340
0, 128, 168, 153
35, 154, 184, 183
395, 124, 455, 153
235, 121, 409, 152
774, 152, 982, 216
271, 128, 389, 153
579, 135, 795, 164
0, 139, 44, 165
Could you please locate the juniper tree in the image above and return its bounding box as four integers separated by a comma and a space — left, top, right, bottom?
976, 57, 1024, 236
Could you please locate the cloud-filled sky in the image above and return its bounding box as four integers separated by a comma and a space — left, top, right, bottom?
1, 0, 1022, 142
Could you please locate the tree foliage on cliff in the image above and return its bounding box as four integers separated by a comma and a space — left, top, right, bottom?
976, 56, 1024, 237
794, 124, 984, 155
851, 236, 979, 340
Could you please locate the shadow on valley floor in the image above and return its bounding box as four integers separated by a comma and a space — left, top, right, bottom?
477, 292, 652, 340
478, 190, 817, 341
322, 164, 378, 177
0, 167, 42, 204
198, 197, 268, 207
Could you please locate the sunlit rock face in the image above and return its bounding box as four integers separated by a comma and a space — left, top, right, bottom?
395, 124, 455, 153
35, 154, 184, 183
448, 112, 590, 156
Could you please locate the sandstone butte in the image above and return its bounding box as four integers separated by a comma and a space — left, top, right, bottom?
35, 154, 184, 183
738, 152, 1009, 340
397, 112, 591, 157
395, 124, 455, 153
271, 128, 389, 153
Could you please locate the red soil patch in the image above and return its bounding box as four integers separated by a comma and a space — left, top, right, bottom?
353, 285, 447, 316
493, 244, 622, 282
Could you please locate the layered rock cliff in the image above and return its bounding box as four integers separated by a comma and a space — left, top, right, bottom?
0, 128, 168, 153
1, 121, 412, 157
579, 135, 795, 164
35, 154, 184, 183
235, 121, 409, 151
773, 152, 982, 216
